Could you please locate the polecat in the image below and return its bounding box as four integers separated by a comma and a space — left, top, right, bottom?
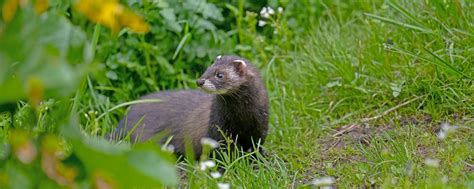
114, 55, 269, 157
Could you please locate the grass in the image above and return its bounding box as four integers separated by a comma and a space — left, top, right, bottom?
161, 1, 473, 188
267, 1, 472, 187
4, 0, 470, 188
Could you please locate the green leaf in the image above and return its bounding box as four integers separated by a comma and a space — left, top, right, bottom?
71, 136, 177, 188
62, 123, 177, 188
128, 149, 178, 185
160, 8, 182, 33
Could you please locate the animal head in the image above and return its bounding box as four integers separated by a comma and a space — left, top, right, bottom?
197, 55, 254, 94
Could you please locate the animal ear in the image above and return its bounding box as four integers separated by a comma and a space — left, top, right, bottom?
232, 60, 247, 75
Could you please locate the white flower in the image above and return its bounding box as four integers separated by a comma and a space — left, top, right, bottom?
210, 171, 222, 178
260, 7, 267, 15
424, 158, 440, 167
437, 131, 447, 140
442, 176, 449, 183
440, 122, 450, 131
200, 137, 219, 149
217, 182, 230, 189
258, 20, 266, 27
161, 144, 175, 153
311, 176, 335, 186
437, 122, 458, 140
199, 160, 216, 171
267, 7, 275, 15
321, 186, 334, 189
278, 7, 283, 13
261, 12, 270, 18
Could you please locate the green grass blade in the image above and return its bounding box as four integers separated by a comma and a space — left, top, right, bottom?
364, 13, 434, 34
173, 33, 190, 60
97, 99, 162, 120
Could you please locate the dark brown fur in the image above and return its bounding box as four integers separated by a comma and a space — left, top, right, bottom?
114, 55, 269, 157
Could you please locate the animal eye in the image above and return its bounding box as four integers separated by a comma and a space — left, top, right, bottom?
216, 73, 224, 78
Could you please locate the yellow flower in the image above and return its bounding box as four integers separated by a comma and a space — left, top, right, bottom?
119, 9, 150, 33
2, 0, 19, 22
2, 0, 48, 22
26, 76, 44, 107
74, 0, 150, 34
34, 0, 48, 14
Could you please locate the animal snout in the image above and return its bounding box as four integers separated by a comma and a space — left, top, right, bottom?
196, 79, 205, 87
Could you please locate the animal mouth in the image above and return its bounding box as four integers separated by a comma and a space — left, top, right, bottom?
200, 83, 227, 94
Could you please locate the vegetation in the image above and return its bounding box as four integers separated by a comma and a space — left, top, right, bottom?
0, 0, 472, 188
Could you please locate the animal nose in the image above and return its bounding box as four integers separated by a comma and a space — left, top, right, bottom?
196, 79, 205, 87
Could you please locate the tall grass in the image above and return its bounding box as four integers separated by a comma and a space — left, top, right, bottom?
152, 1, 473, 187
265, 0, 473, 187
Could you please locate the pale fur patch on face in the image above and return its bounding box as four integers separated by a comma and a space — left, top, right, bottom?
202, 80, 228, 94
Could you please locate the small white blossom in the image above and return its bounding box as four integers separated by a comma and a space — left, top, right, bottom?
311, 176, 335, 186
210, 171, 222, 178
200, 137, 219, 149
199, 160, 216, 171
441, 122, 450, 131
442, 176, 448, 183
437, 122, 458, 140
217, 182, 230, 189
267, 7, 275, 15
437, 131, 447, 140
321, 186, 334, 189
262, 12, 270, 18
258, 20, 266, 27
161, 144, 175, 153
424, 158, 440, 167
260, 7, 267, 15
278, 7, 283, 13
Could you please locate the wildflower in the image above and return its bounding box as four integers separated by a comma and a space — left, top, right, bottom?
267, 7, 275, 15
437, 122, 457, 140
311, 176, 335, 186
437, 131, 446, 140
210, 171, 222, 178
9, 131, 37, 164
74, 0, 150, 33
2, 0, 19, 22
424, 158, 440, 167
27, 76, 44, 108
41, 135, 76, 186
35, 0, 48, 14
321, 186, 334, 189
258, 20, 266, 27
161, 144, 175, 153
200, 137, 219, 149
259, 7, 267, 15
278, 7, 283, 14
442, 176, 448, 183
217, 182, 230, 189
2, 0, 49, 22
259, 7, 270, 18
199, 160, 216, 171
